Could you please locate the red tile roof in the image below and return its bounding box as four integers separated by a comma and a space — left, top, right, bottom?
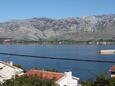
25, 69, 64, 81
111, 65, 115, 71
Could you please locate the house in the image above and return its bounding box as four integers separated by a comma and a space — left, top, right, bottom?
25, 69, 80, 86
0, 61, 24, 83
110, 65, 115, 78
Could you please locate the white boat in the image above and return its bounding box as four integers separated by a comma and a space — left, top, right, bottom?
97, 50, 115, 54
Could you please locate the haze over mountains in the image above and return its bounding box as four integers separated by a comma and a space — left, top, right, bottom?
0, 14, 115, 41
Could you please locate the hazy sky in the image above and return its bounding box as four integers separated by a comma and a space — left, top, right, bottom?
0, 0, 115, 21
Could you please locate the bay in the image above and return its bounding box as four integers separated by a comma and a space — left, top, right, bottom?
0, 44, 115, 80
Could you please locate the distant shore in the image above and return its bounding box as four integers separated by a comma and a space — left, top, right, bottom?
1, 38, 115, 45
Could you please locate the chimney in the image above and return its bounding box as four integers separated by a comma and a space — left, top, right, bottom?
64, 71, 72, 79
9, 61, 13, 66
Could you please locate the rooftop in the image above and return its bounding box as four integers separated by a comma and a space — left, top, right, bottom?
111, 65, 115, 71
25, 69, 64, 81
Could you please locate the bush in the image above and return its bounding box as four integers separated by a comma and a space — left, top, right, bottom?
0, 75, 55, 86
81, 74, 110, 86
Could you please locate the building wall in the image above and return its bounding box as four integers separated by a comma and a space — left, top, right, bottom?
0, 61, 24, 83
111, 74, 115, 78
0, 63, 15, 79
57, 77, 78, 86
56, 72, 78, 86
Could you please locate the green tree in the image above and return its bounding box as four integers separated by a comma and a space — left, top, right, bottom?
109, 77, 115, 86
81, 81, 94, 86
94, 74, 109, 86
0, 75, 55, 86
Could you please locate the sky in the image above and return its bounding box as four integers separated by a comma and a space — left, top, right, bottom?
0, 0, 115, 22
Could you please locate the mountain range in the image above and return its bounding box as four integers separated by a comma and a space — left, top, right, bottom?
0, 14, 115, 41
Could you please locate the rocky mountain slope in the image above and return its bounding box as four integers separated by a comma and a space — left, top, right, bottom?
0, 14, 115, 41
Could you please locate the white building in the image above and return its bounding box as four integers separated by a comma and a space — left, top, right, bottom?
0, 61, 24, 83
55, 72, 80, 86
25, 69, 80, 86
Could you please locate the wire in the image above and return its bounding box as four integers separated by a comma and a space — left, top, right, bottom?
0, 52, 114, 63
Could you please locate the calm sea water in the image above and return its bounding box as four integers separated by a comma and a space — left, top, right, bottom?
0, 44, 115, 80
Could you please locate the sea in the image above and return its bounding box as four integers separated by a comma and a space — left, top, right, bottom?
0, 44, 115, 80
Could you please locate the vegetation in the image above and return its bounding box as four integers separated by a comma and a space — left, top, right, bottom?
45, 69, 59, 72
0, 75, 55, 86
13, 64, 23, 69
1, 72, 115, 86
31, 67, 59, 72
81, 74, 115, 86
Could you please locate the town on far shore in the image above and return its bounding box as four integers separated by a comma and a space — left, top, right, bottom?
1, 38, 115, 45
